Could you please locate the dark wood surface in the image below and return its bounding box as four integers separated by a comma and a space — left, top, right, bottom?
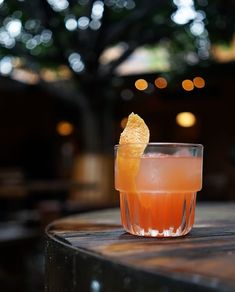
45, 203, 235, 292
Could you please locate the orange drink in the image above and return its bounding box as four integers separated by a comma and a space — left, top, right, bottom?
115, 143, 203, 237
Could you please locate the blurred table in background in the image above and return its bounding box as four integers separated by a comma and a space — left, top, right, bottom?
45, 203, 235, 292
0, 178, 100, 220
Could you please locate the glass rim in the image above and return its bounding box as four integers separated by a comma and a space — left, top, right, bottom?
114, 142, 203, 149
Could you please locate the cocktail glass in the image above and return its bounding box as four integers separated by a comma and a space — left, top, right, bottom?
115, 143, 203, 237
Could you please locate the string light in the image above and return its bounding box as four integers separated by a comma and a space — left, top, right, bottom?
182, 79, 194, 91
193, 76, 205, 88
154, 77, 167, 89
135, 79, 148, 91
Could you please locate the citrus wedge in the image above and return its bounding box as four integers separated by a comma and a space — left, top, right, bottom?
117, 113, 150, 191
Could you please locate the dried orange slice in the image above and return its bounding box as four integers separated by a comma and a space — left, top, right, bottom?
117, 113, 150, 191
119, 112, 149, 147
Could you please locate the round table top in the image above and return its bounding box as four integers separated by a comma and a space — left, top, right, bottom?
45, 203, 235, 292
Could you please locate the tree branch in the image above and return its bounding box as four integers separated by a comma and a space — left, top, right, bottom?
101, 0, 166, 47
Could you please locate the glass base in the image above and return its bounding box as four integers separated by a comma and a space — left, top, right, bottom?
119, 191, 197, 237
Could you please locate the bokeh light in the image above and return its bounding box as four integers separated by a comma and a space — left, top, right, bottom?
154, 77, 167, 89
5, 19, 22, 38
40, 29, 52, 44
68, 52, 85, 72
65, 17, 77, 31
26, 38, 37, 50
0, 31, 15, 48
190, 21, 204, 36
171, 0, 197, 25
56, 121, 74, 136
89, 19, 101, 30
78, 16, 89, 30
47, 0, 69, 12
182, 79, 194, 91
176, 112, 196, 127
193, 76, 205, 88
91, 1, 104, 20
135, 79, 148, 91
0, 56, 13, 75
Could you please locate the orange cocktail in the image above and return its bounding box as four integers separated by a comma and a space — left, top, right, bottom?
115, 143, 203, 237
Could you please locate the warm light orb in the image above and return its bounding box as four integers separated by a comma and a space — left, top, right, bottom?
176, 112, 196, 127
57, 121, 74, 136
135, 79, 148, 91
193, 76, 205, 88
154, 77, 167, 89
120, 117, 128, 129
182, 79, 194, 91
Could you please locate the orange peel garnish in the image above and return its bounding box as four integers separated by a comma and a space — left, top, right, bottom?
117, 113, 150, 191
119, 112, 149, 147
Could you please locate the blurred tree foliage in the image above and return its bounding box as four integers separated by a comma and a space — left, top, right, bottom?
0, 0, 234, 151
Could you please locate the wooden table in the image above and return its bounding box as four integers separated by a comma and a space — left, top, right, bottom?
45, 203, 235, 292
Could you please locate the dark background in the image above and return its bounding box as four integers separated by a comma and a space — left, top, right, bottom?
0, 0, 235, 291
